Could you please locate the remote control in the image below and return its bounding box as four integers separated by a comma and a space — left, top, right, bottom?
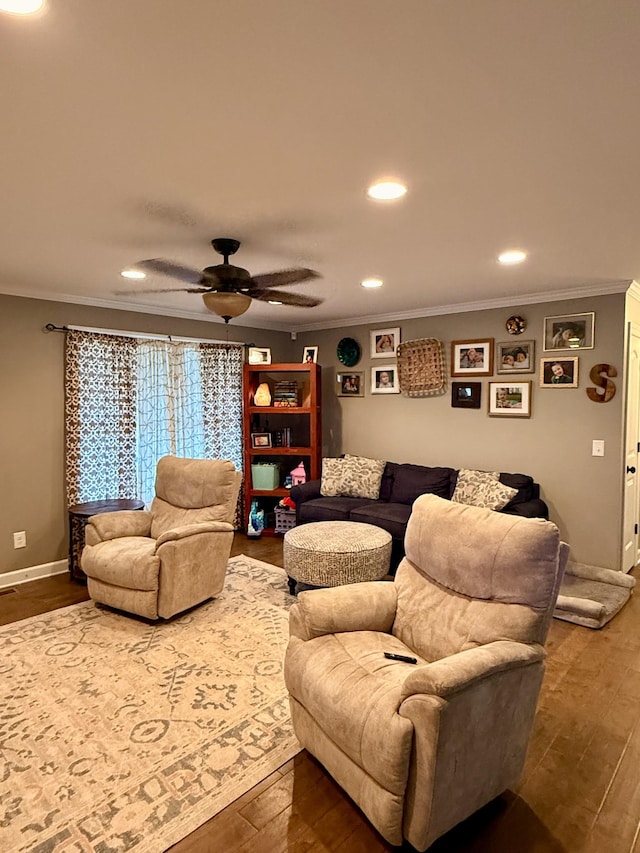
384, 651, 418, 664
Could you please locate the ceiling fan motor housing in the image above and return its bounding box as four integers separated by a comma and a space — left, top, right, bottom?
203, 264, 251, 289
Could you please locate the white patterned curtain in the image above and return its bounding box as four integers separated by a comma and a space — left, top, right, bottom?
65, 330, 243, 510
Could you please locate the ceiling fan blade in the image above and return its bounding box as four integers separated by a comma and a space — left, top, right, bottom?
114, 286, 210, 295
136, 258, 209, 284
250, 288, 323, 307
248, 268, 320, 289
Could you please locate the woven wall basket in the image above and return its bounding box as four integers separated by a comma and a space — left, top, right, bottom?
397, 338, 446, 397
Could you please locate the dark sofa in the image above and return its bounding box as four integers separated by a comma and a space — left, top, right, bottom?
290, 461, 548, 568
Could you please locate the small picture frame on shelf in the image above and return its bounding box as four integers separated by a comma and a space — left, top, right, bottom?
488, 381, 532, 417
336, 372, 364, 397
371, 327, 400, 359
302, 346, 318, 363
451, 339, 494, 376
543, 312, 594, 351
496, 340, 535, 373
371, 364, 400, 394
539, 356, 579, 388
248, 346, 272, 364
451, 382, 481, 409
251, 432, 272, 448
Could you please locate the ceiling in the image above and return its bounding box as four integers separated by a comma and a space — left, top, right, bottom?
2, 1, 639, 332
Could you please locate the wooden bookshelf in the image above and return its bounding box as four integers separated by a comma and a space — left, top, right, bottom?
242, 362, 321, 535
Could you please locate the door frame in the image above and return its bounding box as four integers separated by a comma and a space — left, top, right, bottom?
621, 318, 640, 571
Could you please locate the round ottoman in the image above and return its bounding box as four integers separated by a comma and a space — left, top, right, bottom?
284, 521, 392, 594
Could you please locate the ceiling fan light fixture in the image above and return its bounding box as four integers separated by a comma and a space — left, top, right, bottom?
120, 269, 146, 280
268, 300, 283, 305
361, 278, 383, 289
202, 291, 252, 322
367, 180, 407, 201
498, 249, 527, 265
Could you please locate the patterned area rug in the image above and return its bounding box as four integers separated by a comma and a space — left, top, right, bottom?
0, 555, 299, 853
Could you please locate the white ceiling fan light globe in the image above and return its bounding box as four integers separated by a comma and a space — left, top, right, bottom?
361, 278, 383, 289
0, 0, 45, 14
201, 291, 252, 321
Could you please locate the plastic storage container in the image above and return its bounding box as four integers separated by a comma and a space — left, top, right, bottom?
274, 507, 297, 533
251, 463, 279, 490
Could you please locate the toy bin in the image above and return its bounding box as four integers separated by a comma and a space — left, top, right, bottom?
251, 463, 279, 490
274, 507, 297, 533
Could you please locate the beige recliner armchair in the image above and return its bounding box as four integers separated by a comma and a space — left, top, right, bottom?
284, 493, 568, 851
82, 456, 242, 620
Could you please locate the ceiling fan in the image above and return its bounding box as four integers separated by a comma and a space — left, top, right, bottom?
119, 237, 322, 322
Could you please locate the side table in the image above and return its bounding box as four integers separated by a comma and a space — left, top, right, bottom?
68, 499, 145, 582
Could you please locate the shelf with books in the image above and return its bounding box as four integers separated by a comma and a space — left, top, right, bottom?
243, 362, 321, 535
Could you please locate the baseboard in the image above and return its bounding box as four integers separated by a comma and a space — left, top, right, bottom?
0, 559, 68, 589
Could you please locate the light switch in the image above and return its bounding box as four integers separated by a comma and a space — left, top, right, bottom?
592, 440, 605, 457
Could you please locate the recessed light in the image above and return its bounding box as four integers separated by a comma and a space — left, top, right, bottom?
367, 180, 407, 201
267, 300, 282, 305
361, 278, 383, 289
498, 250, 527, 265
0, 0, 44, 13
120, 269, 146, 280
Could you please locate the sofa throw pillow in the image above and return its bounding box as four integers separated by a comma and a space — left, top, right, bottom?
320, 457, 348, 496
452, 468, 518, 511
343, 454, 387, 499
320, 455, 386, 499
389, 464, 454, 505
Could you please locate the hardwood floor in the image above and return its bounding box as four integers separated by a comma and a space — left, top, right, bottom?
3, 535, 640, 852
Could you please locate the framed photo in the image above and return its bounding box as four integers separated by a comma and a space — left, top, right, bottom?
248, 346, 271, 365
451, 339, 494, 377
251, 432, 272, 448
336, 372, 364, 397
451, 382, 481, 409
543, 312, 595, 351
302, 346, 318, 363
496, 340, 535, 374
539, 356, 579, 388
488, 381, 532, 417
371, 364, 400, 394
371, 327, 400, 359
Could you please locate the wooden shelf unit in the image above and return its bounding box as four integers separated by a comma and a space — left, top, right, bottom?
243, 362, 321, 535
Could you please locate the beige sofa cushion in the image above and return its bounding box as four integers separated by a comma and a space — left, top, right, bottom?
286, 630, 417, 794
82, 537, 159, 591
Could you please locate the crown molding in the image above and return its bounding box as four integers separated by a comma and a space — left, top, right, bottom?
626, 279, 640, 302
0, 287, 294, 333
1, 278, 633, 335
290, 279, 633, 333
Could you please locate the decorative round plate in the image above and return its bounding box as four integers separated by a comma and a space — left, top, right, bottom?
337, 337, 361, 367
505, 315, 527, 335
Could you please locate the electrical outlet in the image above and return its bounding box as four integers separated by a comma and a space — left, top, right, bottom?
592, 440, 605, 457
13, 531, 26, 549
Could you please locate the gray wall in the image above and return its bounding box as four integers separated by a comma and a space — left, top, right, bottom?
0, 294, 291, 575
297, 293, 626, 568
0, 291, 627, 575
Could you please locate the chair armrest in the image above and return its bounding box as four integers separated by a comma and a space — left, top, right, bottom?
289, 582, 397, 641
400, 640, 545, 701
155, 521, 234, 548
86, 510, 152, 542
290, 479, 322, 506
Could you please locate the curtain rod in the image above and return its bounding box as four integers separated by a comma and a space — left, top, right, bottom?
43, 323, 253, 347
